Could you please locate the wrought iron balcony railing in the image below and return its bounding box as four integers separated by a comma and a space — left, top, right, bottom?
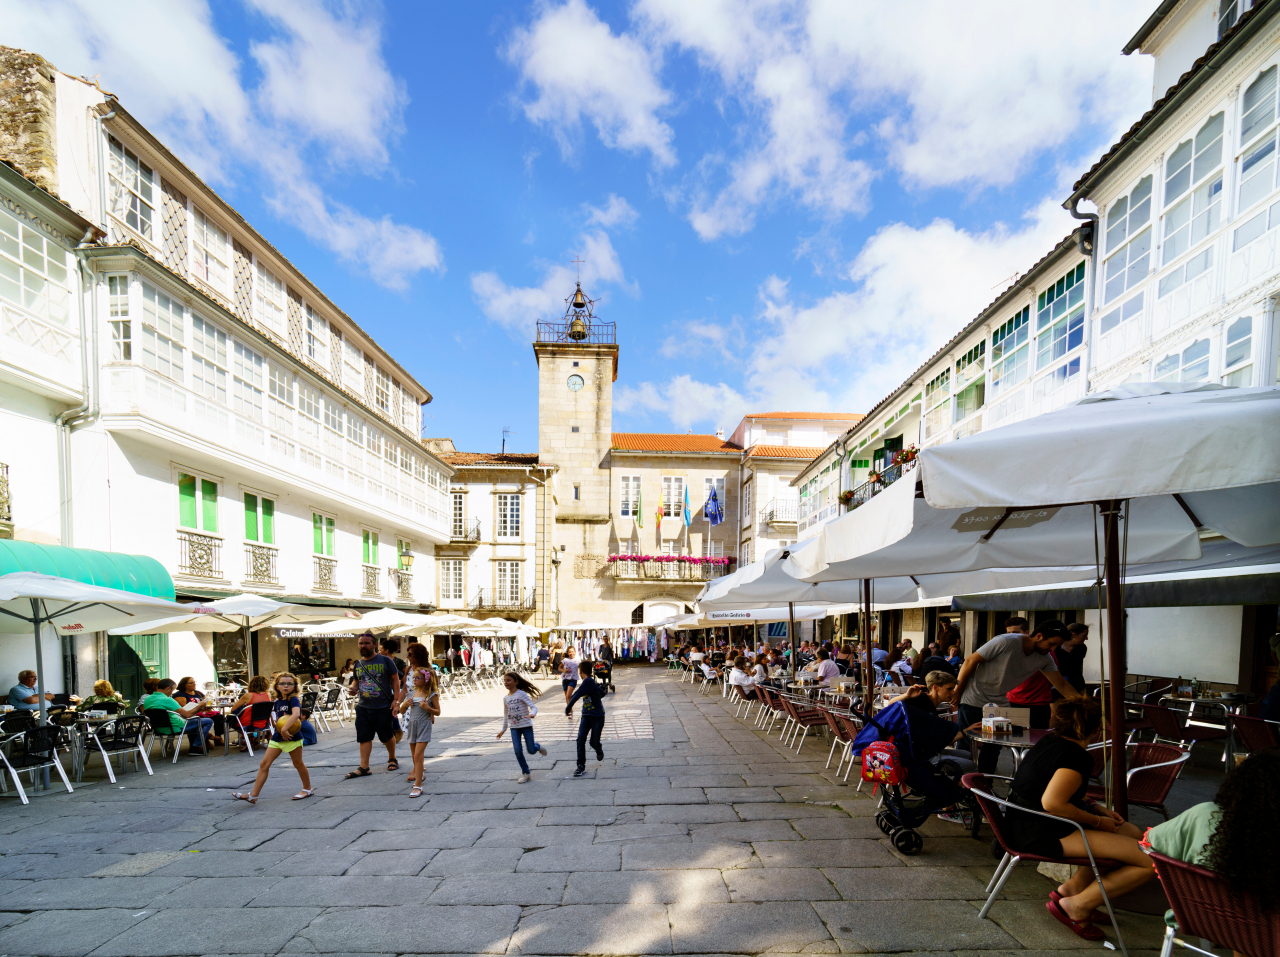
178, 531, 222, 579
313, 556, 338, 591
607, 560, 731, 582
394, 569, 413, 602
244, 543, 278, 585
451, 517, 481, 542
470, 587, 535, 611
362, 564, 381, 598
536, 318, 617, 345
761, 499, 798, 525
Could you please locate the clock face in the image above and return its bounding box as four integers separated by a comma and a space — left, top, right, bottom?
567, 374, 584, 392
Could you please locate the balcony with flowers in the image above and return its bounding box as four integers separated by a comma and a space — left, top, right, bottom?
606, 554, 736, 583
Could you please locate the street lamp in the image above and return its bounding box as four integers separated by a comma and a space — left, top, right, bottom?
399, 544, 414, 570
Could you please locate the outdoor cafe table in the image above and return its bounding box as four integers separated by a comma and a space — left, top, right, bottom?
68, 713, 118, 783
966, 727, 1050, 770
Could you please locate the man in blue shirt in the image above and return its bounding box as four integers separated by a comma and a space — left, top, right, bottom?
8, 670, 52, 711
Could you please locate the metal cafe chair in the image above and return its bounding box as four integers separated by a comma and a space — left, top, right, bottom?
0, 725, 74, 805
85, 716, 153, 783
963, 772, 1130, 957
1149, 850, 1280, 957
227, 700, 275, 757
143, 709, 208, 764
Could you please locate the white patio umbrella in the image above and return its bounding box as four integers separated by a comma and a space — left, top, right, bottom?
300, 607, 431, 636
391, 614, 489, 637
793, 384, 1280, 814
0, 572, 213, 725
110, 594, 362, 677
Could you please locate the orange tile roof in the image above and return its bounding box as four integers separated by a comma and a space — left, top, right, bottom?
745, 411, 864, 420
439, 452, 541, 466
611, 433, 742, 453
745, 444, 826, 460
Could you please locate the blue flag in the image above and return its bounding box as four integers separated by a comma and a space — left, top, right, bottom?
683, 484, 692, 527
704, 486, 724, 526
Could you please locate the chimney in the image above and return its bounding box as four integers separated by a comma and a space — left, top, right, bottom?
715, 427, 725, 439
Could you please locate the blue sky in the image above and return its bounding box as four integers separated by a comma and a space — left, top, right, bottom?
7, 0, 1154, 451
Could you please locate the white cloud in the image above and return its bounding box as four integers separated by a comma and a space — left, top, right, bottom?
0, 0, 441, 289
623, 197, 1077, 428
584, 194, 638, 228
509, 0, 1151, 239
658, 319, 735, 360
616, 375, 748, 432
506, 0, 676, 166
471, 228, 629, 334
247, 0, 407, 166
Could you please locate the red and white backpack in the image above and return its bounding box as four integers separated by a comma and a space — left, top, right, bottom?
860, 737, 905, 785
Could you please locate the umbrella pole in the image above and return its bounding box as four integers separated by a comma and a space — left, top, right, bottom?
1103, 500, 1129, 818
788, 602, 797, 684
30, 598, 50, 789
863, 579, 873, 715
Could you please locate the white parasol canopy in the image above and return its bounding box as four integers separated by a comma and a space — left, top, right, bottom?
301, 607, 429, 636
109, 594, 361, 634
391, 614, 494, 637
0, 572, 214, 724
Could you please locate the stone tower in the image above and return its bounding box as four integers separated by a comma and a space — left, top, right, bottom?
533, 283, 618, 626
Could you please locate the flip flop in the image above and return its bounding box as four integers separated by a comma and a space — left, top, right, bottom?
292, 789, 315, 801
231, 792, 257, 805
1045, 900, 1105, 941
1049, 890, 1112, 925
343, 767, 372, 779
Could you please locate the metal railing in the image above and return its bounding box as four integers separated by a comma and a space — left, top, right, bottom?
761, 499, 798, 524
470, 588, 535, 611
0, 462, 10, 524
608, 561, 731, 582
846, 460, 913, 511
535, 318, 617, 345
451, 517, 481, 542
362, 564, 381, 598
313, 556, 338, 591
178, 531, 222, 579
394, 569, 413, 602
244, 543, 278, 585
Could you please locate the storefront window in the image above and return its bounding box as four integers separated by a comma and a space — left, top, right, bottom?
280, 631, 339, 677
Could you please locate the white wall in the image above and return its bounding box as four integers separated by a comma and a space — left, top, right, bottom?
168, 630, 216, 688
0, 625, 66, 694
0, 381, 67, 544
1081, 605, 1242, 684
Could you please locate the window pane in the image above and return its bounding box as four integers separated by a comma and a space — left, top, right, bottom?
1225, 316, 1252, 367
1165, 140, 1192, 204
262, 498, 274, 544
313, 513, 323, 554
244, 493, 259, 541
1193, 113, 1224, 182
178, 473, 197, 528
201, 479, 218, 532
1163, 196, 1191, 264
1241, 65, 1277, 144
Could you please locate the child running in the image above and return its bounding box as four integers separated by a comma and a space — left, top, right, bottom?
232, 672, 312, 803
496, 672, 547, 783
399, 643, 441, 798
560, 646, 578, 710
565, 660, 606, 777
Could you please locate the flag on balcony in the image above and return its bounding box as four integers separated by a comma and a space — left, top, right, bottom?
683, 485, 691, 527
704, 486, 724, 526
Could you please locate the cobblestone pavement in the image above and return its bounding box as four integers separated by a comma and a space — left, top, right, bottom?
0, 665, 1179, 956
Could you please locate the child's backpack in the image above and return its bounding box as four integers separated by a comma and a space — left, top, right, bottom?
860, 737, 905, 785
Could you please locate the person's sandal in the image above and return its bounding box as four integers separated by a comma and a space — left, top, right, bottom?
409, 786, 423, 798
343, 767, 372, 779
231, 792, 257, 804
1049, 890, 1111, 925
1045, 900, 1105, 941
292, 789, 314, 800
387, 759, 399, 771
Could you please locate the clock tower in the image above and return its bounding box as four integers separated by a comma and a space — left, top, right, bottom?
533, 283, 618, 624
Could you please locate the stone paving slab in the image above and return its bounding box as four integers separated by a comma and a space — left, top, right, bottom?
251, 875, 437, 906
643, 804, 739, 824
289, 904, 521, 954
93, 906, 323, 956
689, 820, 800, 843
345, 848, 439, 875
517, 844, 622, 872
423, 846, 524, 874
0, 908, 149, 957
752, 838, 901, 868
427, 871, 568, 905
509, 903, 673, 955
562, 868, 729, 904
723, 866, 841, 901
622, 842, 760, 870
823, 865, 989, 900
262, 849, 367, 876
668, 902, 833, 953
813, 900, 1020, 953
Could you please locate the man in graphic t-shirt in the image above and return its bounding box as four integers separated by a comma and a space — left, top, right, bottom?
345, 633, 401, 778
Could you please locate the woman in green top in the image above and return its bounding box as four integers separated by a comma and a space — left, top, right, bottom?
1143, 748, 1280, 952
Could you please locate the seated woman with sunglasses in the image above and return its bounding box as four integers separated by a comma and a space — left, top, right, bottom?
1003, 697, 1154, 942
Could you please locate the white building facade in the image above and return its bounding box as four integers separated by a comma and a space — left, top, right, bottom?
0, 49, 452, 695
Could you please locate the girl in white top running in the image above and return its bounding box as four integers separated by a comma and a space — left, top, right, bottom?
497, 672, 546, 783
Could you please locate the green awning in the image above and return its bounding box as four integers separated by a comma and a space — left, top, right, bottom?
0, 541, 174, 600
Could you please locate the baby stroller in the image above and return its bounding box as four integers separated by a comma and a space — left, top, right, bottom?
850, 701, 980, 855
592, 658, 614, 694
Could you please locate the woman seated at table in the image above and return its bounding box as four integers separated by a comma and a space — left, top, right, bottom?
174, 676, 224, 747
1140, 748, 1279, 955
226, 676, 272, 751
751, 655, 768, 683
1003, 697, 1155, 942
727, 656, 757, 698
80, 680, 125, 712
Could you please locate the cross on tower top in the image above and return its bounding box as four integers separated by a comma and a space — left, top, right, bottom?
571, 256, 585, 280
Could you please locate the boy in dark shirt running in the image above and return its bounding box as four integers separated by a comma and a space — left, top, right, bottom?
566, 661, 606, 777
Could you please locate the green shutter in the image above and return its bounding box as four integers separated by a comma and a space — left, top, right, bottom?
244, 493, 259, 542
261, 498, 274, 545
362, 529, 370, 564
200, 479, 218, 532
178, 473, 197, 528
313, 513, 323, 554
371, 532, 378, 565
325, 517, 335, 556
